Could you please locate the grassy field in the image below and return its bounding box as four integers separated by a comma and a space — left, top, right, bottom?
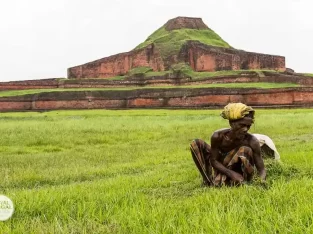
0, 82, 299, 98
1, 109, 313, 233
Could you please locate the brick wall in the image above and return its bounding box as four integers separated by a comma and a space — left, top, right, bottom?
183, 42, 285, 72
0, 79, 59, 90
2, 74, 313, 91
1, 87, 313, 111
67, 44, 164, 78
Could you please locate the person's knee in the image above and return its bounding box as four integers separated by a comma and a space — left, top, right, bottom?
190, 139, 199, 148
191, 139, 199, 144
190, 139, 207, 146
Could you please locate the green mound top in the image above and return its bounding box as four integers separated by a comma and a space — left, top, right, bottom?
135, 17, 232, 60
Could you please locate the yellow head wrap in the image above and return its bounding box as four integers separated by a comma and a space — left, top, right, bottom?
220, 103, 254, 120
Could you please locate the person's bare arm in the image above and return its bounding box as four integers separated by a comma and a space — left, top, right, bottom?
250, 137, 266, 180
210, 132, 243, 182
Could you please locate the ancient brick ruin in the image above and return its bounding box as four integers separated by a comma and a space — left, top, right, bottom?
68, 44, 164, 79
1, 87, 313, 111
1, 71, 313, 111
68, 17, 285, 79
182, 41, 285, 72
2, 16, 308, 112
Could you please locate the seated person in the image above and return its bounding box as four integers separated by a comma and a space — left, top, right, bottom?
190, 103, 266, 186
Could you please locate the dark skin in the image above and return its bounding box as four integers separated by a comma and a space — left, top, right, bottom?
210, 117, 266, 183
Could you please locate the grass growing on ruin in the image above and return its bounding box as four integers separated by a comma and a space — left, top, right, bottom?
301, 73, 313, 77
127, 67, 153, 76
66, 67, 282, 80
185, 69, 247, 78
144, 71, 171, 77
195, 82, 298, 88
135, 26, 231, 60
136, 68, 281, 79
0, 83, 299, 98
105, 76, 125, 80
1, 109, 313, 233
170, 63, 281, 79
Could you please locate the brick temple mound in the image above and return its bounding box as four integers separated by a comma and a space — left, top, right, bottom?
68, 17, 285, 79
1, 16, 313, 111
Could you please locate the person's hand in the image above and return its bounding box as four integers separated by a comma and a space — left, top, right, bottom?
229, 171, 244, 183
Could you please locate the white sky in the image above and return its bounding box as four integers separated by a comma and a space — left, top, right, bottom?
0, 0, 312, 81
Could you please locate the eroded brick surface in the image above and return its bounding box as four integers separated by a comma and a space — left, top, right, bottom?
67, 16, 286, 78
68, 45, 164, 78
1, 88, 313, 111
182, 42, 285, 72
68, 41, 286, 79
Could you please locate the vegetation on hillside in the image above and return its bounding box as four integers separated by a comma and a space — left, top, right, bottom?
135, 26, 231, 60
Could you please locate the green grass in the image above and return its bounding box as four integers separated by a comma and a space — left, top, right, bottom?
135, 27, 231, 60
105, 76, 126, 81
301, 73, 313, 77
144, 71, 172, 77
188, 69, 246, 79
1, 109, 313, 233
127, 67, 153, 76
189, 82, 298, 88
170, 63, 281, 79
0, 82, 300, 98
64, 65, 286, 80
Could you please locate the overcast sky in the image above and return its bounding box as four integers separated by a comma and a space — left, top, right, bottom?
0, 0, 312, 81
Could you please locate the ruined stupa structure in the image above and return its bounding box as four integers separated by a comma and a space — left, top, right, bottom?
68, 17, 285, 79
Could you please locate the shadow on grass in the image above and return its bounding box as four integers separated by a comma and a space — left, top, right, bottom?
265, 160, 301, 180
143, 159, 313, 198
251, 159, 313, 190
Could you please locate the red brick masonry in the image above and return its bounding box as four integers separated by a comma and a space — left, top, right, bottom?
1, 87, 313, 111
183, 42, 285, 72
67, 16, 286, 78
68, 45, 164, 78
1, 72, 312, 91
67, 41, 285, 79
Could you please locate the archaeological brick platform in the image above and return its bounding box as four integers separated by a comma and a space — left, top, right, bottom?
1, 72, 312, 91
67, 17, 285, 79
1, 87, 313, 111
